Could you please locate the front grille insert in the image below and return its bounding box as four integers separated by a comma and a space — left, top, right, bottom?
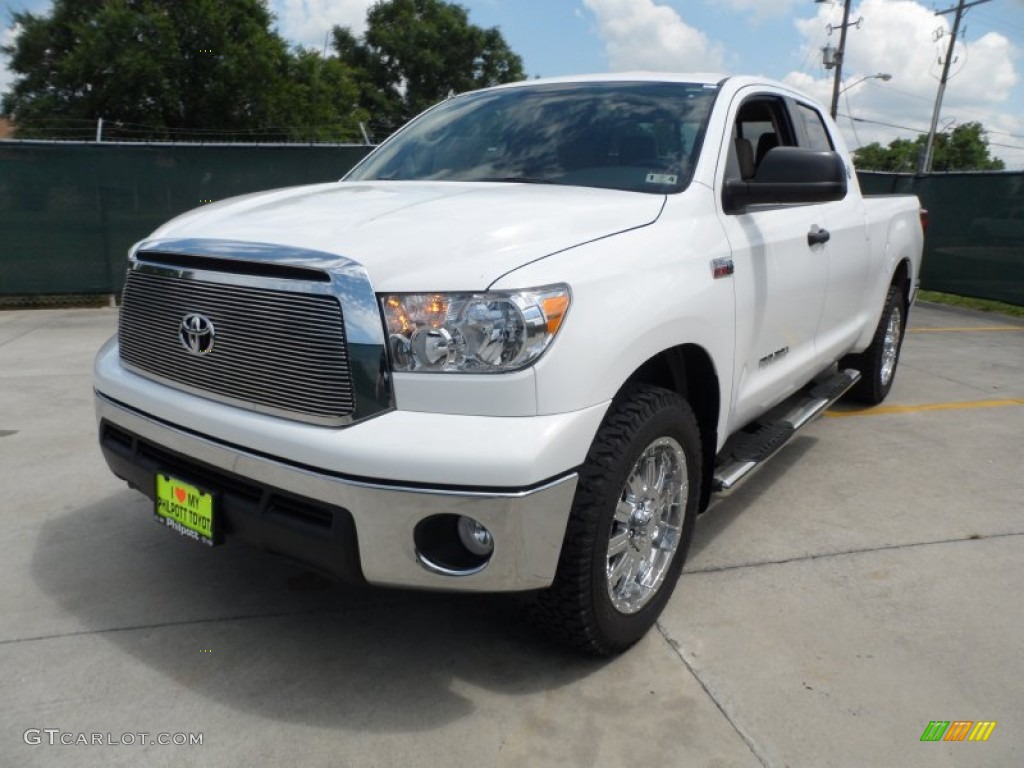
119, 269, 354, 423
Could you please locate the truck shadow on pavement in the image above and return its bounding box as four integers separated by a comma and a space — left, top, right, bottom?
30, 490, 603, 731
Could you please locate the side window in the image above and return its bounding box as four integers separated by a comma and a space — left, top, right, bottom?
795, 103, 834, 151
724, 96, 796, 182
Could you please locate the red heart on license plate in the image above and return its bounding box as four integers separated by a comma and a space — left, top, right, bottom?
174, 487, 186, 503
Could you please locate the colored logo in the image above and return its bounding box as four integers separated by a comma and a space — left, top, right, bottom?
920, 721, 996, 742
179, 313, 216, 355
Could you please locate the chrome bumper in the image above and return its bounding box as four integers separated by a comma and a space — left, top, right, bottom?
96, 393, 578, 592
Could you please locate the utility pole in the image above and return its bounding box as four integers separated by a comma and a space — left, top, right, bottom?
817, 0, 862, 120
921, 0, 992, 173
829, 0, 851, 121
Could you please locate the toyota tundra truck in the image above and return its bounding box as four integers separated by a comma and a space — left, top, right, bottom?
94, 74, 924, 655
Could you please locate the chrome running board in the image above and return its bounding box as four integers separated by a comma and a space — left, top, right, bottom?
712, 368, 861, 495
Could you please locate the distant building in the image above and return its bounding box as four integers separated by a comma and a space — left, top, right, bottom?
0, 118, 13, 138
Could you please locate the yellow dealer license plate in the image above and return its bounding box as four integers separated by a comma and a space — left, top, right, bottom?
155, 474, 218, 547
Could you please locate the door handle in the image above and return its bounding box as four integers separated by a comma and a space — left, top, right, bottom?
807, 226, 830, 247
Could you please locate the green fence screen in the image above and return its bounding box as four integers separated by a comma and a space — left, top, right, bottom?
859, 171, 1024, 306
1, 143, 1021, 306
0, 142, 371, 296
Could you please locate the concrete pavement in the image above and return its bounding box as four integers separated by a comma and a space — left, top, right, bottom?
1, 302, 1021, 767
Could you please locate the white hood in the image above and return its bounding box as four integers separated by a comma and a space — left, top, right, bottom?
149, 181, 665, 291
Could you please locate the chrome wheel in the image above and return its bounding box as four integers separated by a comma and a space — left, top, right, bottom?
606, 436, 688, 614
880, 303, 903, 387
530, 384, 700, 655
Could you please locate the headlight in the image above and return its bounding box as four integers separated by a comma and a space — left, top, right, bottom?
380, 285, 570, 373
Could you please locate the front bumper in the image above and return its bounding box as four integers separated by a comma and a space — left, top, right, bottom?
96, 393, 578, 591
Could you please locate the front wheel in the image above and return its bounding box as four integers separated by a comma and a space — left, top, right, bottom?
842, 284, 906, 405
528, 384, 702, 656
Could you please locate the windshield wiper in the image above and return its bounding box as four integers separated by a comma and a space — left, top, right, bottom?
478, 176, 558, 185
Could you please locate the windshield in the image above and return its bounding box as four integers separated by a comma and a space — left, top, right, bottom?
345, 81, 719, 194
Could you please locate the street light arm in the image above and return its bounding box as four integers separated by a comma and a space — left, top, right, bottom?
838, 73, 893, 95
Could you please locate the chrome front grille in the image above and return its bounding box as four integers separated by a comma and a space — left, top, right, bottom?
119, 269, 354, 423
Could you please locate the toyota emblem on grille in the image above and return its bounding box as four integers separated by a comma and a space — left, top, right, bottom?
179, 313, 216, 355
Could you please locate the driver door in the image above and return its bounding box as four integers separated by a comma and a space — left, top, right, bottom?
716, 91, 830, 431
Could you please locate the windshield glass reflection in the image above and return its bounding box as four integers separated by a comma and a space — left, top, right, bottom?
347, 82, 719, 195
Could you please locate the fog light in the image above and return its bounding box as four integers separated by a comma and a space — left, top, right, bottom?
457, 516, 494, 556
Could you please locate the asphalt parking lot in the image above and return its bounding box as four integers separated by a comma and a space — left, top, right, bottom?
1, 300, 1021, 768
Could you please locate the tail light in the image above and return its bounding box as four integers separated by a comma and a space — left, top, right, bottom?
919, 208, 929, 233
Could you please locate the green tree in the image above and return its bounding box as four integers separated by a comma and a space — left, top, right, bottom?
932, 122, 1005, 172
333, 0, 525, 132
1, 0, 363, 141
279, 48, 367, 142
853, 123, 1005, 172
853, 138, 919, 173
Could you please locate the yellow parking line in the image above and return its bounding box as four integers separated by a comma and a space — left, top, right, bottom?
827, 398, 1024, 418
908, 326, 1022, 333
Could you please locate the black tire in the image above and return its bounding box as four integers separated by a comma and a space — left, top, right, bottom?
528, 384, 702, 656
842, 284, 906, 405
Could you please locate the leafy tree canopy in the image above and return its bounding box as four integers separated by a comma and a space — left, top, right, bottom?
0, 0, 524, 141
0, 0, 363, 140
853, 122, 1005, 173
334, 0, 525, 131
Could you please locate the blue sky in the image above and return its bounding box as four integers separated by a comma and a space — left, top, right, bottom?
3, 0, 1023, 166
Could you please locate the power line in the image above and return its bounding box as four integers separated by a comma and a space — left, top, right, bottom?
839, 113, 929, 134
839, 112, 1024, 152
987, 140, 1024, 152
843, 89, 863, 148
864, 82, 1024, 141
984, 128, 1024, 141
799, 3, 833, 76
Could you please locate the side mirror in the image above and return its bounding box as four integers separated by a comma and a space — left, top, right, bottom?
723, 147, 847, 213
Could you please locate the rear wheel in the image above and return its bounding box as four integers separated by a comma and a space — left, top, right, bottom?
528, 384, 702, 656
843, 285, 906, 405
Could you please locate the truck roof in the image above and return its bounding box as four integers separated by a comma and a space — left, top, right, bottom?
475, 72, 799, 97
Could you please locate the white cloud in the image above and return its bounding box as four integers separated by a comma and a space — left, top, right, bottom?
977, 111, 1024, 170
273, 0, 374, 50
784, 0, 1022, 166
583, 0, 725, 72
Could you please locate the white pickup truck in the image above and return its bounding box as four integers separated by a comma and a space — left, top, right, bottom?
95, 74, 924, 655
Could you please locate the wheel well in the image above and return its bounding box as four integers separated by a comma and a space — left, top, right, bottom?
623, 345, 719, 512
892, 259, 912, 307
